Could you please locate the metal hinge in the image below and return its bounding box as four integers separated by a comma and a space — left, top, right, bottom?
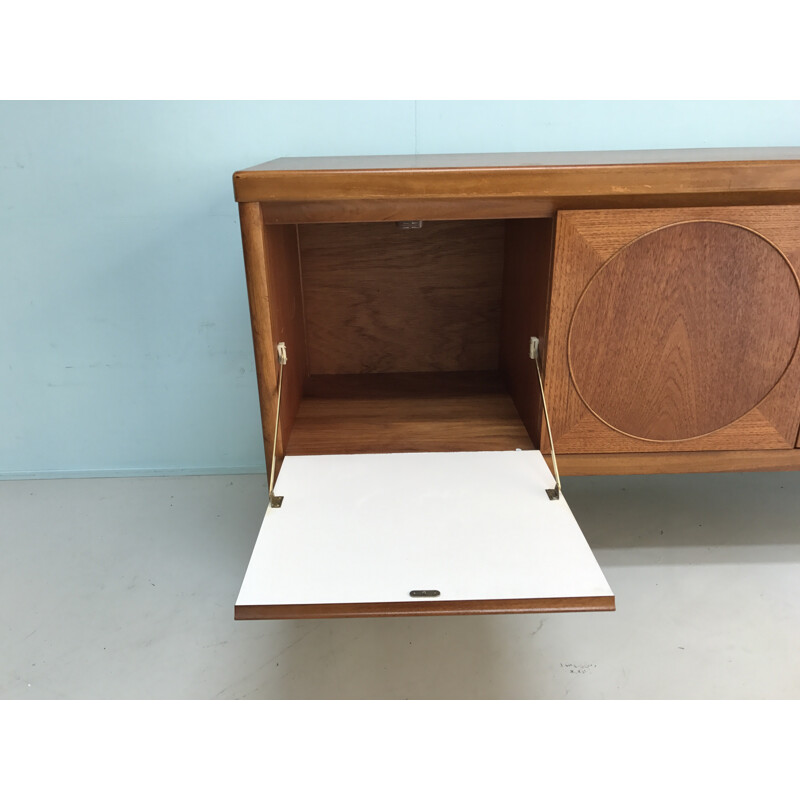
530, 336, 562, 500
268, 342, 288, 508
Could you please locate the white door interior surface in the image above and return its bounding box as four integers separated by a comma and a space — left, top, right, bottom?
235, 450, 614, 619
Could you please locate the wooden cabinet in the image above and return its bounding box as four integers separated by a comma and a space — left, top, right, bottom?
232, 148, 800, 619
235, 214, 612, 619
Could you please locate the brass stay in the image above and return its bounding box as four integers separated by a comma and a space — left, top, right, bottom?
268, 342, 288, 509
530, 336, 562, 500
267, 337, 560, 506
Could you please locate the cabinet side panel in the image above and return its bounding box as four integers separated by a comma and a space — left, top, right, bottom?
239, 203, 280, 470
263, 221, 307, 452
500, 219, 554, 448
238, 204, 307, 476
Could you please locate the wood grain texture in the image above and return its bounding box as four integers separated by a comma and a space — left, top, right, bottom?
238, 209, 307, 481
238, 204, 282, 471
569, 221, 800, 441
500, 219, 554, 448
235, 594, 615, 620
298, 221, 505, 374
233, 148, 800, 224
239, 147, 800, 172
284, 372, 533, 455
257, 193, 800, 224
263, 224, 307, 450
546, 448, 800, 476
545, 207, 800, 455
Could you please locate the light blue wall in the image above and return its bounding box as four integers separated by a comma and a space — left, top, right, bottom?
2, 101, 799, 478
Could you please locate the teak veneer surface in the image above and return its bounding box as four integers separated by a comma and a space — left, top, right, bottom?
500, 218, 554, 449
237, 153, 800, 483
298, 220, 505, 374
234, 148, 800, 223
545, 206, 800, 455
568, 220, 800, 441
240, 148, 800, 172
238, 204, 284, 467
285, 372, 533, 456
547, 449, 800, 476
238, 205, 307, 473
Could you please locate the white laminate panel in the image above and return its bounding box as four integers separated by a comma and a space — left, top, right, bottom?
236, 450, 613, 609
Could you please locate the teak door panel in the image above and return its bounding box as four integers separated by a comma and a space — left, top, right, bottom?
545, 207, 800, 455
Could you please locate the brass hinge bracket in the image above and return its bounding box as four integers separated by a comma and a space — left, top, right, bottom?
530, 336, 561, 501
268, 342, 288, 508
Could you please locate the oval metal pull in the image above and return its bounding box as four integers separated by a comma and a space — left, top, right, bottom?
409, 589, 440, 598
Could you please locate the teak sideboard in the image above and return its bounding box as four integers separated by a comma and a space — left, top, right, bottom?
232, 148, 800, 620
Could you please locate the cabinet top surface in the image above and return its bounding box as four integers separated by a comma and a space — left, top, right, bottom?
239, 147, 800, 174
233, 147, 800, 220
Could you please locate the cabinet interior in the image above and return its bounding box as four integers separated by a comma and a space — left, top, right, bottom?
263, 216, 554, 456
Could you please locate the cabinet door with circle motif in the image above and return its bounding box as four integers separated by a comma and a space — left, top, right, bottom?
544, 207, 800, 454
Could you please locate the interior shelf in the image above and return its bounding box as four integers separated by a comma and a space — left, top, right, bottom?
285, 371, 534, 456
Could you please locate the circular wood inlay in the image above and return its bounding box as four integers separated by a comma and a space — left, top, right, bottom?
568, 221, 800, 441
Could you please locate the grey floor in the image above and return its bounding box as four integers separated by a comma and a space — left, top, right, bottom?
2, 469, 799, 699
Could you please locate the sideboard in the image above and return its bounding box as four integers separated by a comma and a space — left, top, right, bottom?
231, 148, 800, 620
